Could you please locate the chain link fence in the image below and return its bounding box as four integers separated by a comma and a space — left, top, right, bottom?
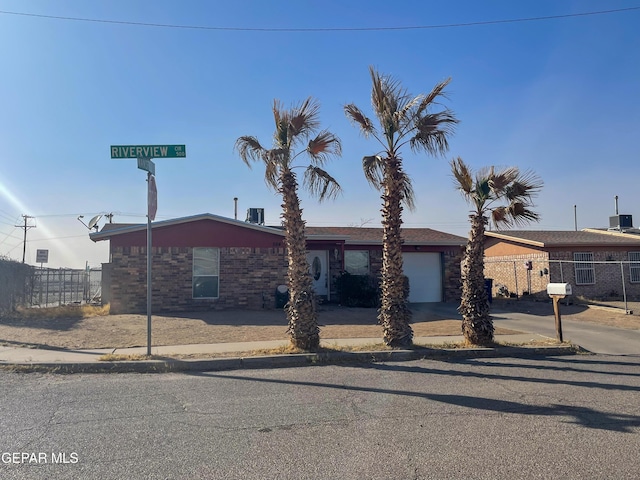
30, 268, 102, 307
0, 258, 33, 314
485, 258, 640, 310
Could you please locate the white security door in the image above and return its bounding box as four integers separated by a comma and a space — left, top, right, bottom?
402, 252, 442, 302
306, 250, 329, 298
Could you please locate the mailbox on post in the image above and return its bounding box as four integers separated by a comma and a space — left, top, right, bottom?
547, 283, 572, 342
547, 283, 572, 296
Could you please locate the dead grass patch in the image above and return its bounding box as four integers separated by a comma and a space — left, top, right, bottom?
98, 353, 159, 362
13, 304, 110, 320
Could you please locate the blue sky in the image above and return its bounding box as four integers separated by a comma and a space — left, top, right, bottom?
0, 0, 639, 268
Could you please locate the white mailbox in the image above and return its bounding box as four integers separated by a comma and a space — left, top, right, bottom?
547, 283, 572, 296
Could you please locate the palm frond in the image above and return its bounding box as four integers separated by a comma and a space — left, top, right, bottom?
450, 157, 474, 195
416, 77, 452, 116
507, 202, 541, 226
267, 148, 288, 166
344, 104, 375, 137
409, 110, 458, 155
488, 167, 519, 193
288, 97, 321, 142
398, 170, 416, 211
235, 136, 267, 167
303, 166, 342, 201
395, 94, 423, 126
505, 170, 544, 200
369, 66, 407, 133
491, 206, 510, 228
264, 157, 280, 191
272, 100, 290, 148
307, 130, 342, 164
362, 155, 384, 188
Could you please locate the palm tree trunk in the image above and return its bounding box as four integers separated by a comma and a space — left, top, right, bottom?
379, 156, 413, 347
280, 170, 320, 350
460, 213, 494, 345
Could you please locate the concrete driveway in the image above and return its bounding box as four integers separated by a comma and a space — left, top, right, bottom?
490, 308, 640, 355
411, 302, 640, 355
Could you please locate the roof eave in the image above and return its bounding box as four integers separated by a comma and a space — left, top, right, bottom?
90, 213, 287, 242
484, 231, 546, 248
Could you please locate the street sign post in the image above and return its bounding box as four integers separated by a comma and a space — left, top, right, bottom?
110, 144, 186, 355
36, 249, 49, 264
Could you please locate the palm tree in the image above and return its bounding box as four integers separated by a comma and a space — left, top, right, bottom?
235, 98, 341, 350
345, 67, 458, 347
450, 157, 543, 346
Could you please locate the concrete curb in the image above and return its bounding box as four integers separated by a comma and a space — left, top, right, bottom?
0, 345, 583, 374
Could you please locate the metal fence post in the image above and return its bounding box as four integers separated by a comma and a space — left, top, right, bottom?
620, 261, 629, 313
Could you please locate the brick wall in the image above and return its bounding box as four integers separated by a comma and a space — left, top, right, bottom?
549, 250, 640, 300
108, 244, 464, 313
484, 253, 550, 299
442, 249, 463, 302
485, 249, 640, 301
108, 246, 287, 314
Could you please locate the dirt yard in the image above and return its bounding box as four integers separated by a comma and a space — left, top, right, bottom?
0, 300, 637, 350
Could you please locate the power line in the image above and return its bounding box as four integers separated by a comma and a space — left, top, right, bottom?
0, 6, 638, 32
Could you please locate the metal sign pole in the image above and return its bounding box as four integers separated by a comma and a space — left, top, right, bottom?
147, 170, 152, 356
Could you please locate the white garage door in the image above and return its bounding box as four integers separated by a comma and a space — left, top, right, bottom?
402, 252, 442, 303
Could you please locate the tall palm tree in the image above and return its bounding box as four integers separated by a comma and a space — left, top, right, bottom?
345, 67, 458, 347
451, 157, 543, 346
235, 98, 341, 350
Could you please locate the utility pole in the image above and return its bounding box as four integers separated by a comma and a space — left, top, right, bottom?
15, 215, 35, 263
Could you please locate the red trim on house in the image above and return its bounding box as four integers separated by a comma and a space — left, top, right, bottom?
109, 219, 285, 249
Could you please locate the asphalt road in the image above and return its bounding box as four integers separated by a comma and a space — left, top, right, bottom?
491, 310, 640, 355
1, 355, 639, 479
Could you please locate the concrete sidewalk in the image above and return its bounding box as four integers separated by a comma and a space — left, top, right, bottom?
0, 331, 569, 373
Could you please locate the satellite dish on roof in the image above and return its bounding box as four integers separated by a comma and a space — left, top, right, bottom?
88, 214, 103, 231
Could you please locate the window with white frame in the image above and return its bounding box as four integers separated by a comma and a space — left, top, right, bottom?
573, 252, 595, 285
344, 250, 369, 275
193, 247, 219, 298
629, 252, 640, 283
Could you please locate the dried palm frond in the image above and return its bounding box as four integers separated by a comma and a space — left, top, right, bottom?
344, 104, 375, 136
303, 166, 342, 201
307, 130, 342, 162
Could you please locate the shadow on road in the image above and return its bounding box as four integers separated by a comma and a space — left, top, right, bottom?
189, 357, 640, 433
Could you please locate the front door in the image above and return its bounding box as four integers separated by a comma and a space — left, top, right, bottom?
306, 250, 329, 298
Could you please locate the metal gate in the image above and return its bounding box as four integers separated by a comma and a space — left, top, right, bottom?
30, 268, 102, 307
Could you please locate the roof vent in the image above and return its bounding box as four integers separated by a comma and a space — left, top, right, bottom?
609, 214, 633, 231
246, 208, 265, 225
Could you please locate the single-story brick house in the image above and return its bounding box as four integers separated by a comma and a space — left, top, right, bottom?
483, 229, 640, 300
90, 213, 465, 314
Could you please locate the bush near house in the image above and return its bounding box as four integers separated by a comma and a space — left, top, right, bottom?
0, 258, 33, 315
335, 272, 410, 308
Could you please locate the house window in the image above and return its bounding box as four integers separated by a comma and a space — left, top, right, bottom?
629, 252, 640, 283
573, 252, 595, 285
193, 247, 219, 298
345, 250, 369, 275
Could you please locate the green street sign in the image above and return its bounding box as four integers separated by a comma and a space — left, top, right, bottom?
137, 157, 156, 175
111, 145, 186, 159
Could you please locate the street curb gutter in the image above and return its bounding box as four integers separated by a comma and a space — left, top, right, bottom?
0, 345, 583, 374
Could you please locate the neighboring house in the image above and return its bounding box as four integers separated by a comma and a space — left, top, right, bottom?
483, 229, 640, 300
90, 213, 465, 314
